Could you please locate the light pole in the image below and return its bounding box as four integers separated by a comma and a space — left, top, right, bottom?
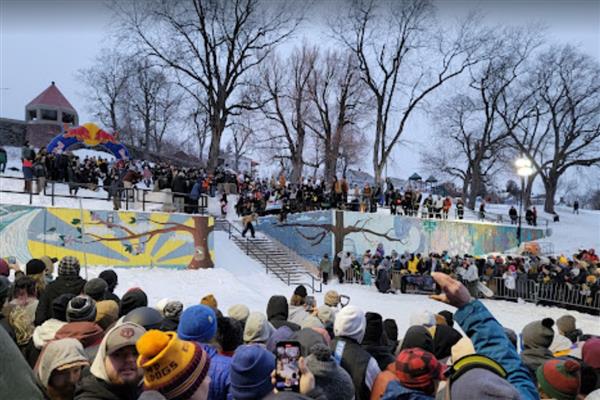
515, 156, 534, 247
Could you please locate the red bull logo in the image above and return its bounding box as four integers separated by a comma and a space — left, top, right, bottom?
62, 123, 116, 146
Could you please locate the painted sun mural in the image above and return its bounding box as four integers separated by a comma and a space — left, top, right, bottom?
0, 204, 214, 269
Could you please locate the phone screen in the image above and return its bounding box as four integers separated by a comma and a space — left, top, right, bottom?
276, 341, 300, 392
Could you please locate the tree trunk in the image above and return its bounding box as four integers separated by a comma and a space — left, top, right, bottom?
290, 152, 304, 186
332, 210, 345, 274
467, 163, 483, 210
188, 216, 214, 269
207, 117, 224, 174
373, 163, 384, 187
543, 177, 558, 214
523, 175, 536, 209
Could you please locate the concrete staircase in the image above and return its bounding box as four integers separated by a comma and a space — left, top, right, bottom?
213, 217, 322, 292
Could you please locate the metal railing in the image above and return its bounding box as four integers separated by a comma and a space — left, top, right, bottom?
220, 218, 322, 293
0, 174, 208, 215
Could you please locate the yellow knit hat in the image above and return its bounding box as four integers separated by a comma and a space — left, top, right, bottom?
200, 294, 218, 310
137, 330, 210, 400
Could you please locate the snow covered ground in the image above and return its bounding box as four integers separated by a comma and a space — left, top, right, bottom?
79, 232, 600, 337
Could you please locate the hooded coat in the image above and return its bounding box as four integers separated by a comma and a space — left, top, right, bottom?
362, 312, 395, 370
32, 318, 67, 349
382, 381, 434, 400
0, 326, 44, 399
520, 318, 555, 378
74, 323, 143, 400
266, 296, 300, 331
36, 338, 88, 390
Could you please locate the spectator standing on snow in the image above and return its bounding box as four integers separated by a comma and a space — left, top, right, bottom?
456, 198, 464, 220
0, 146, 7, 173
573, 200, 579, 214
319, 254, 332, 285
479, 201, 486, 220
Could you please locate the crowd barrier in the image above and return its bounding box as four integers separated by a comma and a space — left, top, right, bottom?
338, 270, 600, 314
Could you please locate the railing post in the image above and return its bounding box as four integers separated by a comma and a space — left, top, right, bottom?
126, 189, 130, 210
142, 190, 146, 212
51, 182, 55, 206
29, 181, 33, 205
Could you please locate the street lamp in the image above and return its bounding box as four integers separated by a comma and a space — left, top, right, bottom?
515, 156, 534, 247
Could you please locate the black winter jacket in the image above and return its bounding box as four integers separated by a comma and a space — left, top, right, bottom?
75, 375, 141, 400
35, 275, 86, 326
331, 336, 380, 400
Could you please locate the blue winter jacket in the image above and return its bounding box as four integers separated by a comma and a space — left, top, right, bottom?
201, 343, 232, 400
381, 381, 434, 400
455, 300, 539, 400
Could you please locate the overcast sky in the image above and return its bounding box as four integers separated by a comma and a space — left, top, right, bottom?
1, 0, 599, 182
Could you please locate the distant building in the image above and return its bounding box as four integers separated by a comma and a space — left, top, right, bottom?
0, 81, 78, 148
218, 151, 258, 175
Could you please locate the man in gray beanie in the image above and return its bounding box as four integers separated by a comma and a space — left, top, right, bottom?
306, 344, 354, 400
66, 295, 97, 322
84, 278, 108, 302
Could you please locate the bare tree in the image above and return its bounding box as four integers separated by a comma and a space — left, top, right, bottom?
189, 105, 210, 161
500, 45, 600, 213
228, 115, 255, 172
306, 50, 367, 184
256, 45, 318, 184
126, 60, 182, 154
334, 0, 487, 184
113, 0, 301, 173
77, 48, 130, 133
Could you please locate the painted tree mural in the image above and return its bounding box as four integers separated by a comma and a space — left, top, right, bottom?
81, 212, 214, 269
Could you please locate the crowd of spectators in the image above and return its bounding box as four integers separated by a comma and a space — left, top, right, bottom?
1, 254, 599, 400
318, 245, 600, 311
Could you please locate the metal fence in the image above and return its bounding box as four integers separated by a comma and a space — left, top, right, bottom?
0, 175, 208, 215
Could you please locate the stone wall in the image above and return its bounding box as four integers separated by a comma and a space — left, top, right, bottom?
0, 118, 27, 146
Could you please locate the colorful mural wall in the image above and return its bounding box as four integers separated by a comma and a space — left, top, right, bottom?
0, 204, 214, 269
256, 211, 332, 264
256, 210, 546, 262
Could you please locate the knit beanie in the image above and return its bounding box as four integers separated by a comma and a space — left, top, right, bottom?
58, 256, 80, 276
228, 304, 250, 324
66, 295, 97, 322
305, 344, 355, 400
583, 338, 600, 369
556, 315, 576, 335
383, 319, 399, 343
98, 269, 118, 291
243, 312, 275, 343
451, 367, 520, 400
52, 293, 76, 321
26, 259, 46, 275
163, 301, 184, 320
317, 305, 335, 325
84, 278, 108, 301
230, 344, 275, 399
409, 310, 436, 327
200, 294, 218, 310
177, 305, 217, 343
124, 307, 164, 331
395, 348, 445, 396
0, 258, 9, 276
333, 305, 366, 343
293, 328, 327, 357
217, 317, 243, 354
324, 290, 340, 307
294, 285, 308, 298
120, 288, 148, 317
95, 300, 119, 330
522, 318, 555, 349
155, 298, 172, 316
137, 330, 210, 400
536, 359, 581, 400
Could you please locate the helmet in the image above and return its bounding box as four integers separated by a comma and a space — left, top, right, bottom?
123, 307, 164, 330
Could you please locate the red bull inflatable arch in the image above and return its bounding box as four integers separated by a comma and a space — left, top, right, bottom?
47, 123, 130, 160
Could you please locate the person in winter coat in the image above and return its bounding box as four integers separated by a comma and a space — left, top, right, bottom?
381, 348, 446, 400
31, 293, 72, 357
0, 326, 45, 399
0, 146, 7, 173
430, 272, 538, 400
35, 338, 89, 400
177, 304, 232, 400
241, 212, 257, 239
306, 343, 355, 400
319, 254, 332, 285
243, 312, 275, 345
361, 312, 395, 370
98, 269, 120, 306
442, 197, 452, 219
337, 251, 353, 284
456, 198, 465, 219
267, 295, 301, 331
35, 256, 86, 326
536, 359, 581, 400
75, 322, 146, 400
331, 305, 381, 400
520, 318, 556, 378
136, 329, 212, 400
509, 206, 518, 224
